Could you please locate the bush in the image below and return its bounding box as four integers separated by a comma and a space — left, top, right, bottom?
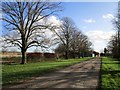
27, 53, 44, 61
44, 53, 56, 58
27, 53, 57, 62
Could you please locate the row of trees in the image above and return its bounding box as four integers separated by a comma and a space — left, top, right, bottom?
51, 17, 92, 59
107, 2, 120, 60
2, 2, 92, 64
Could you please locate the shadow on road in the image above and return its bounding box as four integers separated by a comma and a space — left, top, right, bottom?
3, 58, 101, 89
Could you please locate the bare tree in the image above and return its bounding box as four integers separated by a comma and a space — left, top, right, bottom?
81, 34, 92, 57
109, 1, 120, 59
107, 35, 119, 58
70, 29, 79, 58
51, 17, 75, 59
75, 33, 92, 58
53, 17, 92, 59
70, 29, 87, 58
2, 2, 61, 64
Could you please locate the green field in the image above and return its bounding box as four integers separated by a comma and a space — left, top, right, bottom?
101, 57, 120, 90
2, 57, 92, 85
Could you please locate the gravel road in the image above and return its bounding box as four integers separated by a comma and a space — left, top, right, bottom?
3, 57, 101, 89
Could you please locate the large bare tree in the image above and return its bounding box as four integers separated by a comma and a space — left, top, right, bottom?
51, 17, 75, 59
2, 2, 61, 64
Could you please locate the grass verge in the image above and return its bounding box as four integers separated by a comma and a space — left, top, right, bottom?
101, 57, 120, 90
2, 57, 92, 85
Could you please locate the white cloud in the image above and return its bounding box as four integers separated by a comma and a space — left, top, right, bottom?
47, 15, 62, 26
36, 15, 62, 27
102, 14, 114, 20
84, 19, 96, 23
35, 15, 61, 38
44, 16, 62, 37
84, 30, 116, 52
85, 30, 115, 41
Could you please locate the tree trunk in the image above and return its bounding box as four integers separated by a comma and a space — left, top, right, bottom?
65, 51, 68, 59
78, 53, 81, 58
73, 52, 75, 58
65, 44, 69, 59
82, 53, 84, 58
78, 50, 81, 58
21, 36, 27, 64
21, 49, 27, 64
118, 31, 120, 60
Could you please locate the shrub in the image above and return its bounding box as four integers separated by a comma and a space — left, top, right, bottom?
27, 53, 44, 61
44, 53, 56, 58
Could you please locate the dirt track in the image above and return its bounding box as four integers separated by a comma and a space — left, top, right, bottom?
3, 57, 101, 89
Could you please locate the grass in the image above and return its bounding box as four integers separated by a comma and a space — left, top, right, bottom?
101, 57, 120, 90
2, 57, 92, 85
